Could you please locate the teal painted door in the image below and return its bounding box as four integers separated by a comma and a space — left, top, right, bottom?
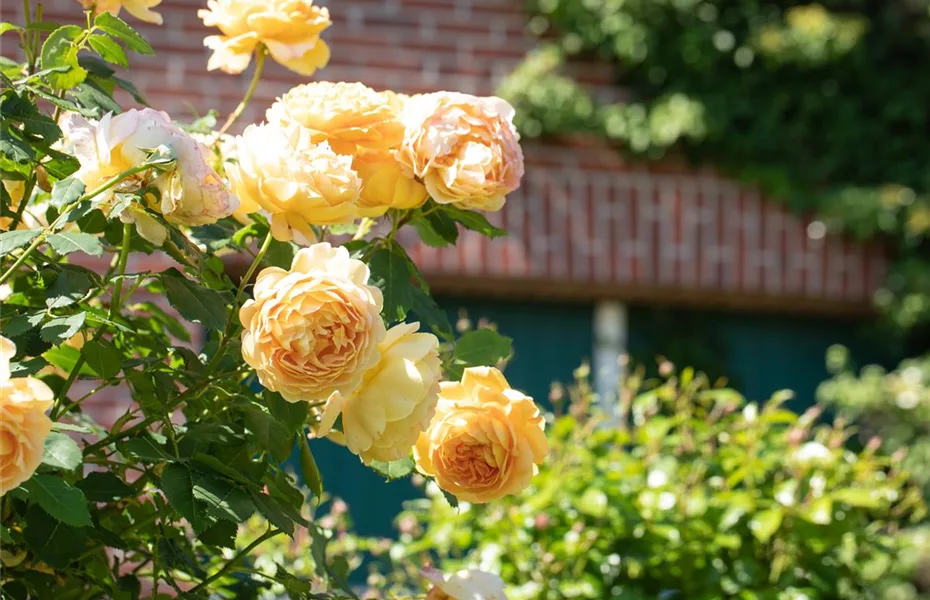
626, 307, 888, 412
299, 297, 594, 538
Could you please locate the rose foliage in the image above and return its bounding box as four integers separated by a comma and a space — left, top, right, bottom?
356, 365, 928, 599
0, 2, 541, 598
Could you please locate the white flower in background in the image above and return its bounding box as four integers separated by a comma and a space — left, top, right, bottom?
59, 109, 237, 245
646, 469, 668, 488
791, 441, 834, 466
896, 389, 920, 410
423, 568, 508, 600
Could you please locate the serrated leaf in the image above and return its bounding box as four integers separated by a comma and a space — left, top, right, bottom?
162, 269, 227, 330
410, 286, 452, 339
120, 437, 175, 462
21, 474, 92, 527
50, 176, 85, 209
453, 328, 513, 367
3, 311, 46, 337
39, 312, 86, 343
40, 25, 86, 90
443, 205, 506, 238
299, 436, 323, 498
81, 339, 122, 379
94, 13, 154, 55
265, 390, 309, 434
0, 229, 40, 253
190, 469, 255, 523
43, 344, 94, 376
198, 520, 237, 549
242, 406, 292, 463
160, 464, 213, 534
368, 456, 415, 481
22, 505, 86, 568
76, 471, 133, 502
40, 432, 83, 471
368, 244, 415, 322
87, 33, 128, 68
46, 268, 93, 309
47, 232, 103, 256
250, 491, 295, 537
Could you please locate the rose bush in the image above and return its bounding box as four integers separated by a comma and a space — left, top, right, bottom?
0, 3, 535, 597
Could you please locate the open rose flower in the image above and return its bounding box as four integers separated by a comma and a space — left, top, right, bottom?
59, 109, 237, 246
266, 82, 405, 155
199, 0, 331, 75
397, 92, 524, 212
78, 0, 163, 24
240, 243, 385, 403
229, 123, 361, 245
423, 568, 508, 600
353, 150, 428, 217
414, 366, 547, 503
0, 337, 53, 496
317, 322, 441, 463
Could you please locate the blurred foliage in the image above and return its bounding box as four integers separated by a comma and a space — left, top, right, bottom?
500, 0, 930, 329
345, 364, 928, 599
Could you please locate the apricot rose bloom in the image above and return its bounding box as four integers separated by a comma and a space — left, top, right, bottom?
266, 82, 405, 155
198, 0, 331, 75
228, 123, 362, 245
0, 337, 53, 496
78, 0, 163, 25
423, 568, 508, 600
414, 367, 547, 504
239, 243, 385, 403
59, 109, 237, 246
397, 92, 524, 212
353, 151, 428, 217
317, 322, 441, 463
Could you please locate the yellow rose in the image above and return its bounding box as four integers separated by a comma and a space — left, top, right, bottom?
266, 82, 405, 155
228, 123, 361, 245
0, 180, 48, 231
239, 243, 386, 403
317, 322, 441, 463
396, 92, 524, 212
0, 336, 54, 496
353, 150, 428, 217
78, 0, 163, 24
59, 109, 237, 246
199, 0, 331, 75
414, 367, 547, 504
423, 568, 508, 600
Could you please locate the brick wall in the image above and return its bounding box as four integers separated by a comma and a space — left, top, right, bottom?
1, 0, 885, 316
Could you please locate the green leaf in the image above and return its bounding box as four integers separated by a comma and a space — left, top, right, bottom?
0, 524, 12, 544
198, 520, 237, 549
0, 22, 21, 35
3, 311, 45, 337
87, 33, 128, 68
163, 269, 227, 330
242, 406, 292, 463
443, 205, 506, 238
119, 436, 175, 462
40, 25, 86, 90
190, 469, 255, 523
70, 79, 121, 117
160, 464, 213, 533
453, 328, 513, 367
749, 508, 783, 542
299, 436, 323, 499
50, 176, 85, 209
82, 339, 122, 379
250, 491, 296, 537
46, 268, 93, 309
23, 505, 86, 568
21, 474, 92, 527
441, 488, 459, 509
76, 472, 133, 502
39, 312, 86, 343
0, 229, 40, 254
802, 497, 833, 525
40, 432, 83, 471
47, 232, 103, 256
412, 209, 459, 247
265, 390, 309, 434
368, 456, 415, 481
43, 344, 95, 376
368, 244, 415, 322
94, 13, 154, 55
410, 286, 453, 339
832, 488, 887, 509
192, 453, 255, 486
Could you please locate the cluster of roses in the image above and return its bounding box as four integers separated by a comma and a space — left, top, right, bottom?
0, 0, 549, 596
